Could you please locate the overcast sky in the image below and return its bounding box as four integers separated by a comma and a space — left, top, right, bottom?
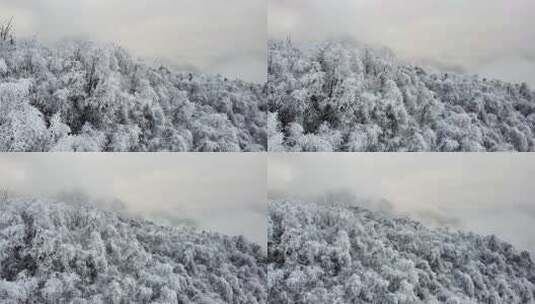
0, 153, 266, 247
269, 0, 535, 87
0, 0, 266, 83
269, 153, 535, 256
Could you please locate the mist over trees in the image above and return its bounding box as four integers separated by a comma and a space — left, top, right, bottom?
0, 34, 266, 152
268, 39, 535, 152
0, 199, 267, 303
268, 200, 535, 303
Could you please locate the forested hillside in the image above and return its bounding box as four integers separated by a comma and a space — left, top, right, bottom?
268, 200, 535, 303
0, 199, 267, 303
0, 38, 266, 152
268, 39, 535, 151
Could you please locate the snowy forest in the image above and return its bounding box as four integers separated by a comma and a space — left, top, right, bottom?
268, 200, 535, 303
0, 30, 266, 152
0, 198, 267, 303
268, 39, 535, 152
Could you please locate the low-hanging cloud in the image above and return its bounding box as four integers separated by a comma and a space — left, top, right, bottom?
0, 0, 266, 82
0, 153, 267, 247
268, 153, 535, 256
269, 0, 535, 86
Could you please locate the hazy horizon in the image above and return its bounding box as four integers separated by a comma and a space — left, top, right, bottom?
0, 0, 266, 83
0, 153, 267, 247
269, 0, 535, 87
269, 153, 535, 256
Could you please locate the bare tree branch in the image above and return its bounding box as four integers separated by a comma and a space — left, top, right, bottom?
1, 17, 15, 44
0, 188, 9, 202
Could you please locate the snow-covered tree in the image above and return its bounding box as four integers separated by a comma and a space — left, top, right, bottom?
0, 38, 266, 151
268, 200, 535, 303
0, 198, 267, 303
268, 39, 535, 152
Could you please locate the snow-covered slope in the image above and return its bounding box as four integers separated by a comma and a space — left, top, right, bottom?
0, 39, 266, 152
0, 199, 267, 303
268, 39, 535, 152
268, 200, 535, 303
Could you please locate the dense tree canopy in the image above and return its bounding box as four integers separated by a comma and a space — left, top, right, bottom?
0, 199, 267, 303
268, 39, 535, 151
0, 39, 266, 152
268, 200, 535, 303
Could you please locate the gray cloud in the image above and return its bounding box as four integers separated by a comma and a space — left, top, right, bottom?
269, 0, 535, 86
0, 153, 266, 247
268, 153, 535, 256
0, 0, 266, 82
